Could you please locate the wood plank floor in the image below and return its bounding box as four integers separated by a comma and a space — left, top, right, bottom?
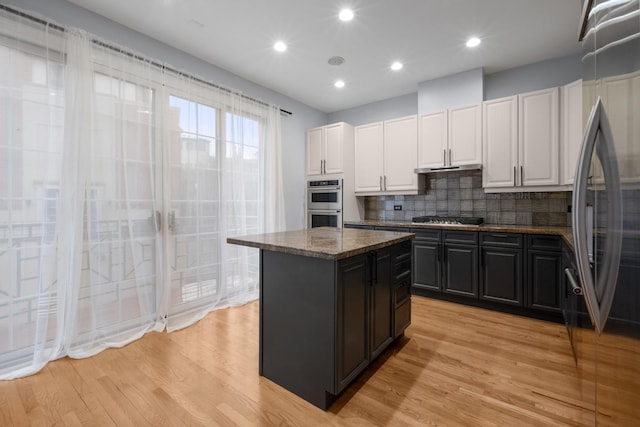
0, 296, 599, 426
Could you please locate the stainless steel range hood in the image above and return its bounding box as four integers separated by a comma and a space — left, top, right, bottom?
414, 163, 482, 174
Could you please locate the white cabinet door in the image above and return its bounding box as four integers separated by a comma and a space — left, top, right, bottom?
602, 72, 640, 182
355, 122, 384, 192
561, 80, 583, 185
583, 79, 604, 183
306, 127, 323, 176
324, 123, 344, 175
483, 96, 518, 188
519, 87, 559, 186
418, 111, 447, 168
384, 115, 418, 191
449, 104, 482, 166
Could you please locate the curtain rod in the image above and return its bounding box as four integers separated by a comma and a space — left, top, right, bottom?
0, 4, 293, 116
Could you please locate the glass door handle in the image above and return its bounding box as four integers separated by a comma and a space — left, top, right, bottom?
168, 211, 176, 232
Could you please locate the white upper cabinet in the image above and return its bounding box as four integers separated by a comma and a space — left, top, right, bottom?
354, 122, 385, 193
384, 115, 419, 192
418, 104, 482, 168
355, 115, 418, 194
561, 79, 583, 185
483, 96, 518, 188
306, 122, 349, 176
448, 104, 482, 166
519, 87, 559, 186
483, 87, 561, 190
418, 111, 447, 168
602, 70, 640, 182
324, 123, 344, 174
306, 127, 323, 176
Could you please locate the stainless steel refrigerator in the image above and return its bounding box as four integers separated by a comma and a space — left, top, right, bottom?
570, 0, 640, 424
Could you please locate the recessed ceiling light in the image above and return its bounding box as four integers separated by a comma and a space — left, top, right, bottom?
466, 37, 481, 48
334, 80, 345, 88
391, 61, 403, 71
339, 8, 354, 22
273, 41, 287, 52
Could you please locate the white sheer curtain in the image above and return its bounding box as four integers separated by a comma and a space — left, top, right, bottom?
0, 7, 285, 379
0, 8, 67, 379
61, 30, 165, 358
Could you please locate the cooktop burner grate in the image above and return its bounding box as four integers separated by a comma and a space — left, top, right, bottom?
411, 216, 484, 226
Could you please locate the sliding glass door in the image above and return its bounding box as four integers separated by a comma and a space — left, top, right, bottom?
164, 93, 222, 329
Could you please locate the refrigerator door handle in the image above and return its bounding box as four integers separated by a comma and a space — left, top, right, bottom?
572, 97, 623, 334
564, 268, 583, 296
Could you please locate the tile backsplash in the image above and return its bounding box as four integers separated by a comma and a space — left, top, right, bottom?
364, 170, 571, 226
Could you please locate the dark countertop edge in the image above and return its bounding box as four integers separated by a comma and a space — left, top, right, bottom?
345, 220, 575, 252
227, 233, 415, 261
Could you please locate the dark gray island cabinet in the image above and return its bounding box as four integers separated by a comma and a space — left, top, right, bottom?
227, 227, 414, 410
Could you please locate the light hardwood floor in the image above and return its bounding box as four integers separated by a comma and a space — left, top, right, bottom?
0, 296, 600, 426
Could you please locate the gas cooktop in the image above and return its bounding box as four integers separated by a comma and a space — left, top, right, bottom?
411, 216, 484, 226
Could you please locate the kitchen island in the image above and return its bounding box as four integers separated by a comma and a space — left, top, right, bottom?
227, 227, 414, 410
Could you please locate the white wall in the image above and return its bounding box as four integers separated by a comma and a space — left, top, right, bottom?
326, 92, 418, 126
484, 54, 582, 100
418, 68, 484, 114
8, 0, 327, 230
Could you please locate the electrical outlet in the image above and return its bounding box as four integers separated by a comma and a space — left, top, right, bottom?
394, 205, 402, 211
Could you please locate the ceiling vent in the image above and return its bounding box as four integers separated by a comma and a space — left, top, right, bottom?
328, 56, 345, 66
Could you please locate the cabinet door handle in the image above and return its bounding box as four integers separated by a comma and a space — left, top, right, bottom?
384, 175, 387, 191
520, 165, 523, 186
513, 166, 517, 186
380, 176, 383, 191
443, 149, 446, 166
449, 149, 452, 166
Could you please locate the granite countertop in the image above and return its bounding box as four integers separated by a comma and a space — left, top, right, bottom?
344, 220, 574, 251
227, 227, 415, 261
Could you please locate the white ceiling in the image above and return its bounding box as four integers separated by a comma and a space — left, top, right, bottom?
66, 0, 583, 113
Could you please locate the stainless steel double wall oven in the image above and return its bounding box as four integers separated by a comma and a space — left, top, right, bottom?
307, 179, 343, 228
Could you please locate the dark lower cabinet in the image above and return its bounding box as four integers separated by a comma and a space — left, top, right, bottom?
369, 249, 394, 360
480, 246, 524, 305
443, 243, 478, 297
344, 224, 374, 230
412, 230, 441, 292
337, 249, 395, 393
442, 231, 479, 298
346, 223, 566, 322
480, 233, 524, 306
392, 242, 412, 338
336, 254, 369, 393
526, 236, 562, 313
412, 229, 478, 297
260, 240, 412, 410
408, 228, 564, 321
